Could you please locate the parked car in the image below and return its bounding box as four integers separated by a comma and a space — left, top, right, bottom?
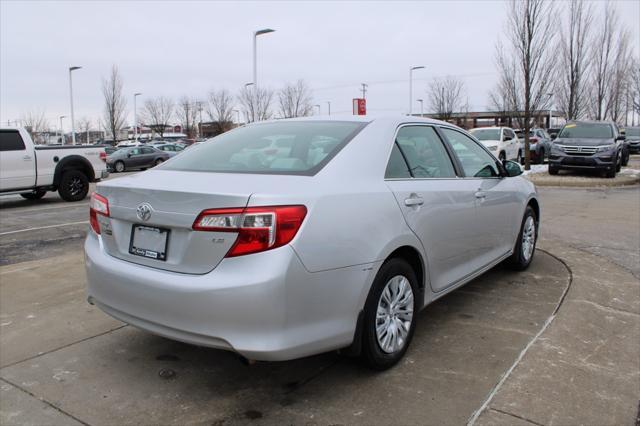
104, 146, 120, 155
469, 126, 522, 162
515, 128, 551, 164
85, 116, 540, 370
0, 127, 108, 201
548, 127, 563, 139
549, 121, 624, 178
106, 146, 170, 172
618, 127, 630, 166
154, 143, 185, 157
623, 126, 640, 154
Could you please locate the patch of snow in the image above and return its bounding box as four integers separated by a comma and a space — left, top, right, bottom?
620, 168, 640, 176
522, 164, 548, 175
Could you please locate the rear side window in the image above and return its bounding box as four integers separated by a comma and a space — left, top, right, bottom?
163, 121, 367, 175
385, 143, 412, 178
394, 126, 456, 178
0, 130, 26, 151
441, 128, 500, 178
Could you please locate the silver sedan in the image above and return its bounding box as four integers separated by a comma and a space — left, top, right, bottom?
85, 116, 539, 370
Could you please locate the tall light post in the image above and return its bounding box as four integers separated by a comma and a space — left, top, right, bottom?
314, 104, 321, 115
547, 92, 553, 129
409, 65, 425, 115
133, 92, 142, 140
327, 101, 331, 116
59, 115, 66, 144
253, 28, 275, 88
417, 98, 424, 117
68, 66, 82, 145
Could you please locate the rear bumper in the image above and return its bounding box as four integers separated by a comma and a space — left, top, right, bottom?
84, 232, 377, 361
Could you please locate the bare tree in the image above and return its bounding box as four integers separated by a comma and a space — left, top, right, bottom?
603, 30, 631, 123
278, 80, 313, 118
238, 85, 273, 123
556, 0, 593, 120
206, 89, 235, 134
21, 110, 49, 141
428, 76, 465, 121
632, 60, 640, 122
101, 65, 127, 143
142, 96, 174, 138
77, 117, 92, 144
176, 96, 199, 138
496, 0, 556, 169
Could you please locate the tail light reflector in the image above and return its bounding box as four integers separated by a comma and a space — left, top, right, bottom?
99, 151, 107, 162
89, 192, 109, 234
193, 205, 307, 257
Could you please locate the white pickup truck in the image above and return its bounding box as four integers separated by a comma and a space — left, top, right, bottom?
0, 127, 109, 201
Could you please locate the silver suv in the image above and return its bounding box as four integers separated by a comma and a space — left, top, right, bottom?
85, 116, 540, 370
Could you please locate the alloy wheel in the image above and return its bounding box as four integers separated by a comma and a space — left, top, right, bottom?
375, 275, 414, 354
522, 216, 536, 261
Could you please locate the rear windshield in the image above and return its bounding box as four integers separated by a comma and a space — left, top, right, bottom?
470, 128, 501, 141
162, 121, 366, 175
559, 123, 613, 139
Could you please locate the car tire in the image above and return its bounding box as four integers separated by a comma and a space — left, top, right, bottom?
516, 150, 522, 165
114, 161, 125, 173
605, 167, 616, 178
622, 149, 629, 166
548, 165, 559, 175
58, 170, 89, 202
154, 158, 164, 166
506, 206, 537, 271
361, 258, 418, 371
615, 151, 622, 172
20, 189, 46, 200
499, 152, 506, 162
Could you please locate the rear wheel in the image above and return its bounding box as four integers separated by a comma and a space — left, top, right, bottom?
58, 170, 89, 202
154, 158, 164, 166
361, 258, 417, 370
20, 189, 46, 200
114, 161, 125, 173
507, 206, 537, 270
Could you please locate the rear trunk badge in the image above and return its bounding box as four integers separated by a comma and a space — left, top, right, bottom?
136, 203, 153, 221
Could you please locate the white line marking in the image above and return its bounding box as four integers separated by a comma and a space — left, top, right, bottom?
0, 221, 88, 236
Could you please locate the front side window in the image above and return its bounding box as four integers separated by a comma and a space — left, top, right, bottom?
441, 128, 500, 178
392, 126, 456, 178
470, 128, 501, 141
163, 121, 366, 175
559, 122, 613, 139
0, 130, 26, 151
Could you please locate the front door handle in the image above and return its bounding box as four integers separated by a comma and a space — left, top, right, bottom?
475, 191, 487, 199
404, 197, 424, 207
23, 155, 32, 161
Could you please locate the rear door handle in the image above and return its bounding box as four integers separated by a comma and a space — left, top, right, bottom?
23, 155, 32, 161
475, 191, 486, 199
404, 197, 424, 207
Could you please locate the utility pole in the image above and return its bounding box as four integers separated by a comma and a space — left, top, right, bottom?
253, 28, 275, 88
361, 83, 368, 99
133, 92, 142, 140
409, 66, 425, 115
68, 66, 82, 145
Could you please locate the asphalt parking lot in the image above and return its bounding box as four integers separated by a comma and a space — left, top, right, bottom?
1, 172, 638, 425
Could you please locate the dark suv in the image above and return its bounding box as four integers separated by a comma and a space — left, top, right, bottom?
624, 126, 640, 154
549, 121, 625, 178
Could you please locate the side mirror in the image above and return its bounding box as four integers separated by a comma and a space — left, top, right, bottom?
616, 135, 626, 141
127, 153, 132, 158
503, 160, 523, 177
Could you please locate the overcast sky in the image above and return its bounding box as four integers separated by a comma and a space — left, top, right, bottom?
1, 0, 639, 129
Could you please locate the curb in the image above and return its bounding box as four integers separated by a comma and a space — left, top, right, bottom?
525, 174, 640, 188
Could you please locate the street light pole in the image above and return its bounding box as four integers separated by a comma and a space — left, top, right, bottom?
547, 93, 553, 129
253, 28, 275, 88
133, 92, 142, 140
68, 66, 82, 145
409, 66, 425, 115
361, 83, 368, 99
417, 99, 424, 117
59, 115, 66, 144
327, 101, 331, 116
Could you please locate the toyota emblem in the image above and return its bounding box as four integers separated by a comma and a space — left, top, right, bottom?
136, 203, 153, 221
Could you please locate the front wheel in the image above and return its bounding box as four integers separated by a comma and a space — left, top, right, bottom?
549, 165, 559, 175
20, 189, 46, 200
114, 161, 125, 173
499, 152, 506, 162
506, 206, 537, 270
361, 258, 418, 370
58, 170, 89, 202
516, 150, 522, 165
615, 151, 622, 172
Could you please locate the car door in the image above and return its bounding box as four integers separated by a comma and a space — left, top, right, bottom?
503, 128, 517, 159
384, 125, 480, 292
440, 127, 521, 267
0, 130, 35, 191
126, 148, 143, 168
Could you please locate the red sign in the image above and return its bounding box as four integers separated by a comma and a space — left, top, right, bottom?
352, 98, 366, 115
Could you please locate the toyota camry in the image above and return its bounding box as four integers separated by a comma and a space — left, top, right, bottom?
85, 116, 540, 370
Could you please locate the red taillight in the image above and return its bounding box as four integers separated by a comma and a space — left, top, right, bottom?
89, 192, 109, 234
529, 137, 538, 143
99, 151, 107, 162
193, 205, 307, 257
